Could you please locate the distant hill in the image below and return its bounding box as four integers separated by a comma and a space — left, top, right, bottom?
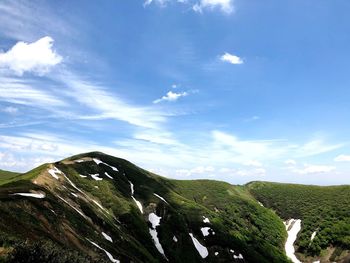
0, 152, 348, 262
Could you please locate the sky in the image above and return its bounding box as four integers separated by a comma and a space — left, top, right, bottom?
1, 0, 350, 185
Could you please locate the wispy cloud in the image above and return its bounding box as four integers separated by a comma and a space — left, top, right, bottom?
220, 52, 243, 64
1, 106, 18, 114
0, 36, 62, 76
153, 91, 188, 104
193, 0, 234, 14
0, 78, 66, 108
289, 164, 336, 175
334, 154, 350, 162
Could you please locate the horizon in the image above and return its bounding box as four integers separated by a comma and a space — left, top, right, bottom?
1, 0, 350, 185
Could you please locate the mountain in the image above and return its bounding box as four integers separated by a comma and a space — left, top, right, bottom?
0, 152, 348, 263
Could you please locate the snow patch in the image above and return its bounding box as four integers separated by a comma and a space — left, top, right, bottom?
129, 180, 143, 213
201, 227, 211, 237
153, 193, 168, 204
87, 239, 120, 263
148, 213, 167, 260
311, 231, 317, 241
104, 172, 113, 179
48, 167, 62, 180
215, 252, 219, 256
93, 158, 119, 172
71, 192, 78, 198
129, 180, 135, 195
258, 201, 264, 207
284, 219, 302, 263
102, 232, 113, 243
57, 195, 87, 219
90, 173, 103, 181
12, 192, 45, 198
234, 253, 244, 259
132, 197, 143, 213
149, 213, 161, 228
79, 174, 87, 178
173, 236, 178, 242
202, 216, 210, 223
189, 233, 208, 258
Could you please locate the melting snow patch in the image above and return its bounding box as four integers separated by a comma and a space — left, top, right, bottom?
129, 180, 143, 213
132, 197, 143, 213
79, 174, 87, 178
102, 232, 113, 243
88, 239, 120, 263
173, 236, 178, 242
258, 201, 264, 207
149, 213, 161, 228
105, 172, 113, 179
203, 216, 210, 223
48, 167, 62, 180
234, 253, 244, 259
57, 195, 87, 219
71, 192, 78, 198
153, 193, 168, 204
201, 227, 211, 237
93, 158, 119, 172
12, 192, 45, 198
284, 219, 302, 263
189, 233, 208, 259
311, 231, 317, 241
90, 173, 103, 181
148, 213, 167, 260
129, 180, 135, 195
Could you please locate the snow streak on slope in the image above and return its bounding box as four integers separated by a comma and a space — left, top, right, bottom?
284, 219, 302, 263
93, 158, 119, 172
87, 239, 120, 263
12, 192, 45, 198
128, 180, 143, 213
148, 212, 167, 260
189, 233, 208, 258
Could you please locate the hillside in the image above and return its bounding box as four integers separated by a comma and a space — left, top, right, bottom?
0, 152, 348, 262
248, 181, 350, 262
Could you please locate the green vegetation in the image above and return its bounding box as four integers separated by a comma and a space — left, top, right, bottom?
0, 152, 349, 262
248, 181, 350, 260
0, 169, 20, 186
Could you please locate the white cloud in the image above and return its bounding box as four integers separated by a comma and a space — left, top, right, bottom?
334, 154, 350, 162
292, 164, 336, 175
59, 74, 167, 129
153, 91, 188, 104
144, 0, 169, 7
0, 78, 66, 108
285, 159, 297, 166
294, 139, 343, 157
133, 130, 180, 146
242, 160, 263, 167
1, 106, 18, 114
220, 52, 243, 64
193, 0, 234, 14
0, 36, 62, 75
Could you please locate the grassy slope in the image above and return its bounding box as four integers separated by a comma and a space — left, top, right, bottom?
0, 170, 20, 186
247, 181, 350, 261
0, 152, 293, 263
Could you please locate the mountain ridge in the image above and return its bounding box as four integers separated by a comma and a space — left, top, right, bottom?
0, 151, 348, 263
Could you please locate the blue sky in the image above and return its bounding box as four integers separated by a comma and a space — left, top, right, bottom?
1, 0, 350, 185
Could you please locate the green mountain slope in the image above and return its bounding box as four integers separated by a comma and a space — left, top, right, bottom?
0, 152, 349, 262
0, 152, 291, 263
247, 181, 350, 262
